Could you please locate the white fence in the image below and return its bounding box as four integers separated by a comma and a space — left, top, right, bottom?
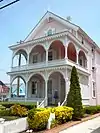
0, 117, 28, 133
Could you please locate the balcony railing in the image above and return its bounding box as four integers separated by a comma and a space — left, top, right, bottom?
10, 58, 89, 74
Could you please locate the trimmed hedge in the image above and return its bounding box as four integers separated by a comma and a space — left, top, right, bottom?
10, 104, 28, 117
0, 105, 6, 110
27, 106, 73, 131
0, 102, 36, 110
0, 109, 11, 116
84, 106, 100, 114
28, 109, 50, 131
54, 106, 73, 124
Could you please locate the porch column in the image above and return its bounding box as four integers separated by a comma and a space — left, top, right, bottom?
11, 57, 13, 68
46, 50, 48, 66
45, 80, 48, 106
65, 46, 68, 59
27, 54, 29, 65
76, 52, 79, 65
25, 81, 28, 100
65, 78, 69, 98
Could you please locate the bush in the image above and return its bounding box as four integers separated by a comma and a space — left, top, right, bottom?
67, 66, 83, 119
0, 109, 11, 116
27, 109, 50, 131
84, 106, 100, 114
0, 102, 36, 109
54, 106, 73, 124
10, 104, 28, 117
50, 119, 59, 128
0, 105, 6, 110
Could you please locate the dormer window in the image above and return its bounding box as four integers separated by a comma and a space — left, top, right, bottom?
45, 28, 56, 36
47, 29, 53, 36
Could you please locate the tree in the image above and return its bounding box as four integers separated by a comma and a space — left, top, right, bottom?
67, 66, 83, 119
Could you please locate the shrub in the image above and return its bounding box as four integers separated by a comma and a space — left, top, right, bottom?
84, 106, 100, 114
0, 105, 6, 110
0, 102, 36, 109
10, 104, 28, 117
27, 109, 50, 131
0, 109, 11, 116
50, 119, 59, 128
67, 66, 83, 119
54, 106, 73, 124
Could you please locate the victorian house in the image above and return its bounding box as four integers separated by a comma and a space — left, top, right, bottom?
7, 11, 100, 107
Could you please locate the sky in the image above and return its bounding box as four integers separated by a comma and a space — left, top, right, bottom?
0, 0, 100, 83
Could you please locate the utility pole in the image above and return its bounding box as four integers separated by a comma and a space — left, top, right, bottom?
0, 0, 20, 10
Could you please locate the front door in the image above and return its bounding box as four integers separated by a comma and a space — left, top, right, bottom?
48, 80, 52, 106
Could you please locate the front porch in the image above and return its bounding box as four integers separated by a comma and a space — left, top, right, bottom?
10, 71, 66, 107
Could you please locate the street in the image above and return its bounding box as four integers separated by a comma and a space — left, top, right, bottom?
92, 127, 100, 133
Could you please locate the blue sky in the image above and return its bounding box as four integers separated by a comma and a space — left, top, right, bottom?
0, 0, 100, 83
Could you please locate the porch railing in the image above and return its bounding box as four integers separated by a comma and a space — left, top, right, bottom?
9, 97, 44, 103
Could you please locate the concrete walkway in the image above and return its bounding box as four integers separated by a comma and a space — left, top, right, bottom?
59, 116, 100, 133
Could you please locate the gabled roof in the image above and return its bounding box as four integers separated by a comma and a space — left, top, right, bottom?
19, 11, 99, 52
24, 11, 79, 42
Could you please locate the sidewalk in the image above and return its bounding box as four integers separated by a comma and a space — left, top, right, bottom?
60, 116, 100, 133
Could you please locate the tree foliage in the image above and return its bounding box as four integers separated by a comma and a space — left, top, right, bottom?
67, 66, 83, 119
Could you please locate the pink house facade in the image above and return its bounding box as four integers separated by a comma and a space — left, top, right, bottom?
7, 11, 100, 107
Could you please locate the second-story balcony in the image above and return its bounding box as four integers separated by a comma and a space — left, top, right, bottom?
10, 40, 88, 74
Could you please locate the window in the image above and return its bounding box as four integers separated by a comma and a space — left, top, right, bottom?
33, 54, 38, 63
92, 82, 96, 97
47, 29, 52, 36
32, 81, 37, 94
82, 37, 84, 44
48, 51, 53, 61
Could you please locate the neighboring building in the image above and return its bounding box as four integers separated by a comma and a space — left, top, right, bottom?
7, 11, 100, 107
0, 81, 9, 101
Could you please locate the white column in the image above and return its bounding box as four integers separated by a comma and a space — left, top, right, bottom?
25, 81, 28, 100
11, 57, 13, 68
76, 52, 78, 65
65, 78, 69, 98
46, 49, 48, 66
27, 54, 29, 65
65, 46, 68, 59
45, 80, 48, 106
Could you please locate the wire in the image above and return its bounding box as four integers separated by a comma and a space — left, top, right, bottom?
0, 0, 20, 10
0, 0, 3, 2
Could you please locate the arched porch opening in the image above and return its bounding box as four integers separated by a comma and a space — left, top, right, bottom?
78, 50, 87, 68
13, 49, 27, 67
11, 76, 26, 98
48, 71, 65, 106
67, 42, 77, 62
28, 74, 45, 98
29, 45, 46, 64
48, 40, 65, 61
